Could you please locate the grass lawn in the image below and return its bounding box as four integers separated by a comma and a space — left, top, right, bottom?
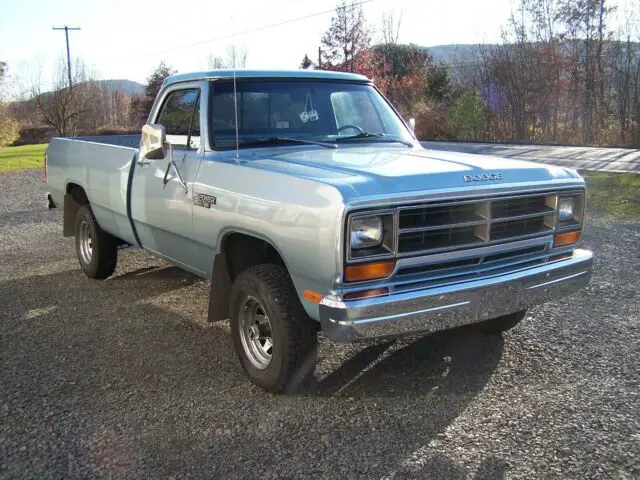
0, 144, 48, 173
580, 170, 640, 217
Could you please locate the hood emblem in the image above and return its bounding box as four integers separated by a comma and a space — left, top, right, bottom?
464, 173, 504, 182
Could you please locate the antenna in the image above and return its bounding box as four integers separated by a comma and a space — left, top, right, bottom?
231, 16, 240, 164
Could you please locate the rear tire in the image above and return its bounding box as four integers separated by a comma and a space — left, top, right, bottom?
230, 264, 318, 393
74, 205, 118, 279
472, 310, 527, 334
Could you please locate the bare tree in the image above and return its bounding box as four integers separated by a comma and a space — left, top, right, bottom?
0, 61, 6, 88
28, 58, 93, 136
207, 54, 227, 69
381, 10, 403, 45
226, 44, 248, 68
208, 44, 249, 69
560, 0, 616, 143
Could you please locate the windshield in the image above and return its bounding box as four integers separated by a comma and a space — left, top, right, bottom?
209, 79, 414, 149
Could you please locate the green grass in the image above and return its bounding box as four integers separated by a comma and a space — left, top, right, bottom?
580, 170, 640, 218
0, 144, 48, 173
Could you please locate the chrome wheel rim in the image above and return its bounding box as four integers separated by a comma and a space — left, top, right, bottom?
238, 296, 273, 370
78, 220, 93, 265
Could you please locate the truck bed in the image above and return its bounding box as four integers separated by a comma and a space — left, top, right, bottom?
47, 135, 142, 246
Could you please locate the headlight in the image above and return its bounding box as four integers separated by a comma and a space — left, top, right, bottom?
351, 216, 383, 249
557, 194, 585, 227
558, 197, 575, 221
553, 193, 585, 247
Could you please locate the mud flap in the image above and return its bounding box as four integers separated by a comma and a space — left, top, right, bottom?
207, 253, 232, 322
63, 194, 80, 237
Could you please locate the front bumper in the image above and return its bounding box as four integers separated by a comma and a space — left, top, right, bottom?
320, 248, 593, 342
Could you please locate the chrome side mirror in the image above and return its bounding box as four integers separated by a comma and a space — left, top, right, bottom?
408, 118, 416, 132
140, 124, 166, 160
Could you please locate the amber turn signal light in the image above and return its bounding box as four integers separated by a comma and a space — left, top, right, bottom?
303, 290, 324, 303
553, 230, 581, 247
345, 260, 396, 282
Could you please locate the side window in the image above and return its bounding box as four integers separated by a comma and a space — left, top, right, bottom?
156, 89, 200, 149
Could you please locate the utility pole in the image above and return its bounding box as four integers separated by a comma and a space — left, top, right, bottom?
52, 26, 81, 89
318, 46, 322, 69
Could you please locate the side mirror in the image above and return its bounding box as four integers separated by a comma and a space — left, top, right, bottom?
408, 118, 416, 132
140, 124, 166, 160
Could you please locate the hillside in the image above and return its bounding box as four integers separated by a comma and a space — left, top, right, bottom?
98, 79, 144, 96
425, 44, 480, 64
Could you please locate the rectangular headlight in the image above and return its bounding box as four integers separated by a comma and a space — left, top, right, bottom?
557, 193, 585, 228
347, 211, 395, 261
351, 216, 383, 249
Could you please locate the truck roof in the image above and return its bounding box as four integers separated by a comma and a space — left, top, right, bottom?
162, 69, 370, 87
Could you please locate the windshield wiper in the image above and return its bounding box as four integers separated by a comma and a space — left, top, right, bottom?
239, 137, 337, 149
334, 132, 413, 147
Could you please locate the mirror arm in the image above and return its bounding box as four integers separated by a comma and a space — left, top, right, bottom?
162, 143, 188, 194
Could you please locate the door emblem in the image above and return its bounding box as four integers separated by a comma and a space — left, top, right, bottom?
193, 193, 217, 209
464, 173, 503, 182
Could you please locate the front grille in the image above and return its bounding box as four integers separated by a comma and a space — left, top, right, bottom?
391, 243, 550, 291
397, 193, 557, 255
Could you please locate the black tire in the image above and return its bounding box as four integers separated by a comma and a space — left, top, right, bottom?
230, 264, 318, 393
74, 205, 118, 279
472, 310, 527, 334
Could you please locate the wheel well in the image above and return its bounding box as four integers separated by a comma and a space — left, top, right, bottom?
63, 183, 89, 237
207, 232, 287, 322
67, 183, 89, 205
223, 232, 285, 281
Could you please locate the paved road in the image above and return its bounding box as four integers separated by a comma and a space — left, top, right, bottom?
421, 141, 640, 173
1, 171, 638, 479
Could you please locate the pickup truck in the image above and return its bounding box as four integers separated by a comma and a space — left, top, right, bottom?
46, 69, 593, 393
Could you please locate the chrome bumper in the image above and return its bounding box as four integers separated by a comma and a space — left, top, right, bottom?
320, 249, 593, 342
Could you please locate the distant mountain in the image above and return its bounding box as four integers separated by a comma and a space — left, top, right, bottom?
98, 79, 144, 96
425, 44, 482, 64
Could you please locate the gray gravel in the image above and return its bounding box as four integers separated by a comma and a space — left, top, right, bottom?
1, 169, 638, 479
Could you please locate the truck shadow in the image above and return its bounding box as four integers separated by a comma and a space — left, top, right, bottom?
1, 264, 507, 479
305, 327, 503, 398
107, 265, 196, 283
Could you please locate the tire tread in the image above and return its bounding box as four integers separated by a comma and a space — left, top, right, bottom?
231, 264, 317, 393
75, 205, 118, 279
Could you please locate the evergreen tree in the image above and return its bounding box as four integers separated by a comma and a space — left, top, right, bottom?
136, 62, 176, 124
320, 1, 371, 71
300, 54, 313, 69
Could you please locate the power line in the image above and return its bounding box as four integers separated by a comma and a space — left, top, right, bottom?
147, 0, 375, 56
52, 26, 81, 89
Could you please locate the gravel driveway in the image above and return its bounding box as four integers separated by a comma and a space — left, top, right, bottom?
1, 170, 638, 479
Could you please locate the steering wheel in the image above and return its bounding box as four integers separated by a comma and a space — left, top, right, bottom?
337, 124, 365, 135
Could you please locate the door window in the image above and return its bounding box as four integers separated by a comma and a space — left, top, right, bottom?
156, 89, 201, 149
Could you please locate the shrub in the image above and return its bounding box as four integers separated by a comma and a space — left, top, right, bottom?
0, 103, 20, 147
451, 90, 487, 140
13, 126, 55, 146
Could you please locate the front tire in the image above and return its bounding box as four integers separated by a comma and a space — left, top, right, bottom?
230, 264, 318, 393
472, 310, 527, 334
74, 205, 118, 279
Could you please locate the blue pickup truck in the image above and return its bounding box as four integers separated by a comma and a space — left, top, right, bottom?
45, 69, 593, 392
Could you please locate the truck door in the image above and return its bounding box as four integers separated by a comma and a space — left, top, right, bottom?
130, 86, 204, 275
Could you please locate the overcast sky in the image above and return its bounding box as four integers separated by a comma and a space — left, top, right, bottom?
1, 0, 634, 90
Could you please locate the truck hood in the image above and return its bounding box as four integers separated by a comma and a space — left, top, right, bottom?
244, 145, 582, 202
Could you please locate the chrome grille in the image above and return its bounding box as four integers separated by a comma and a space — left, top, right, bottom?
397, 193, 557, 256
